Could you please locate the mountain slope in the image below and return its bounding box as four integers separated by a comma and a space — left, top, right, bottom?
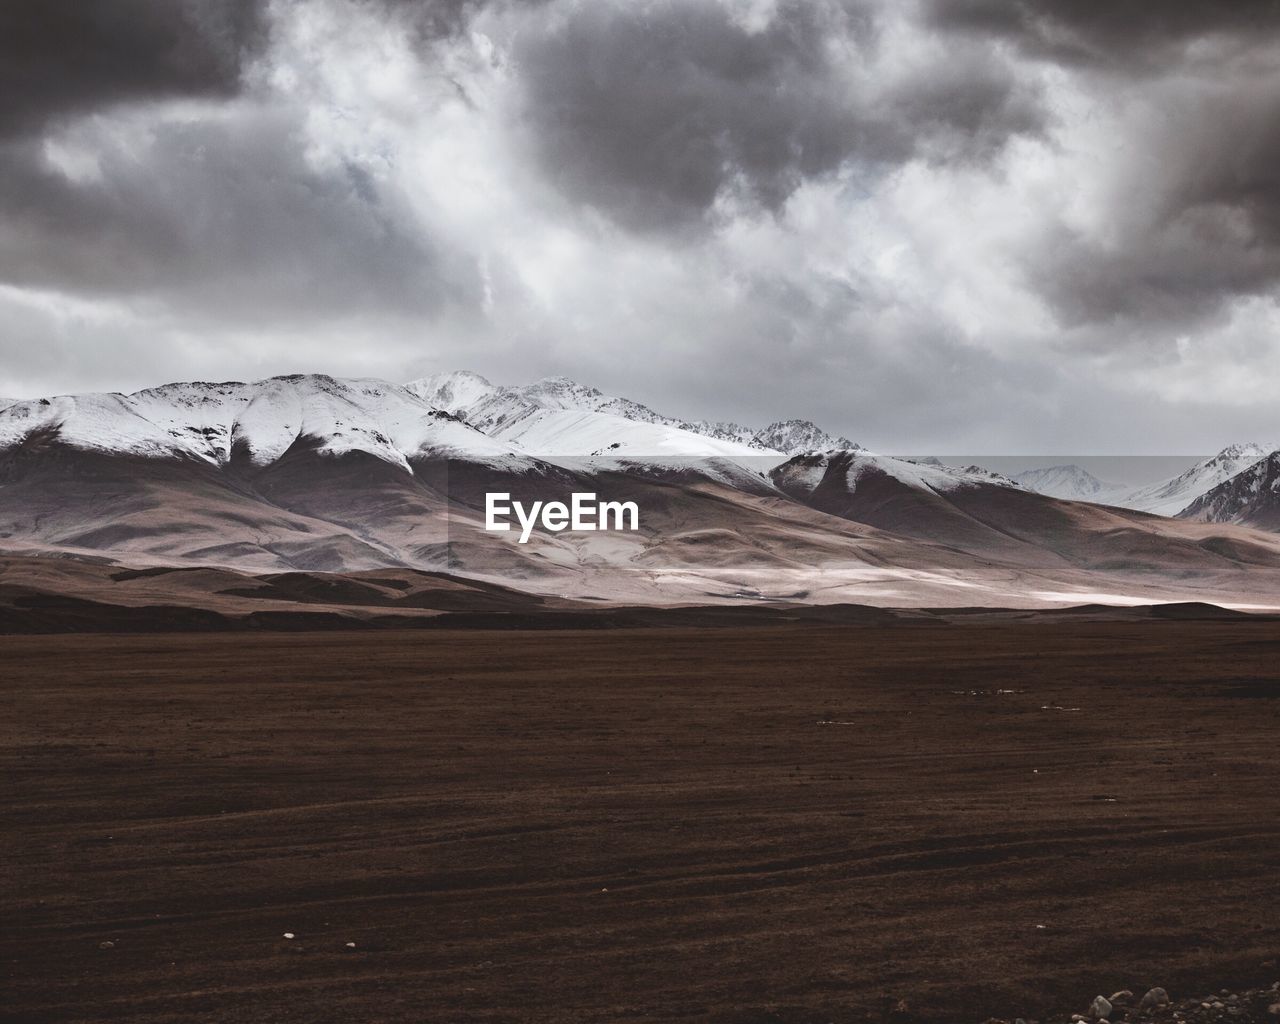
6, 372, 1280, 609
407, 371, 771, 461
1179, 452, 1280, 530
753, 419, 859, 454
771, 450, 1280, 594
1013, 464, 1127, 503
1122, 444, 1275, 516
407, 371, 860, 456
0, 375, 528, 471
1010, 447, 1279, 516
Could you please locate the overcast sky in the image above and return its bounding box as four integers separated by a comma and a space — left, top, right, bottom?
3, 0, 1280, 452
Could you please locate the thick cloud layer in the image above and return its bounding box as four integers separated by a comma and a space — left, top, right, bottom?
931, 0, 1280, 67
512, 1, 1040, 230
0, 1, 267, 138
2, 0, 1279, 452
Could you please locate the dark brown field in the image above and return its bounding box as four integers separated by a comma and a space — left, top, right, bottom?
4, 624, 1279, 1023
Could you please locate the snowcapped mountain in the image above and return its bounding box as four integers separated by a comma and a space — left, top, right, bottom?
0, 370, 862, 485
407, 371, 772, 462
753, 419, 860, 454
0, 375, 527, 471
681, 420, 758, 446
1009, 447, 1280, 516
1013, 464, 1127, 503
413, 372, 670, 430
6, 370, 1273, 525
1122, 443, 1276, 517
406, 371, 861, 456
7, 371, 1280, 608
1179, 452, 1280, 530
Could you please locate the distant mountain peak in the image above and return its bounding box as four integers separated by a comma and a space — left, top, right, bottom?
752, 419, 861, 455
1123, 443, 1277, 516
1178, 449, 1280, 528
1013, 464, 1123, 502
531, 374, 589, 390
1201, 441, 1277, 465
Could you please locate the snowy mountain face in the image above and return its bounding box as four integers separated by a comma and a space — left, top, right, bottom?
1179, 452, 1280, 529
0, 369, 863, 478
752, 419, 860, 455
407, 371, 861, 457
1121, 443, 1277, 517
0, 375, 526, 471
1013, 464, 1126, 503
10, 367, 1274, 528
1009, 447, 1280, 516
407, 371, 774, 462
682, 420, 758, 446
410, 372, 665, 432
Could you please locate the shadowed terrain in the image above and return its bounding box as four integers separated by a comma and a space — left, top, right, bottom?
4, 625, 1279, 1023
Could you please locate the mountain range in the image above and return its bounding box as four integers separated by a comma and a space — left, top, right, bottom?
1010, 443, 1280, 516
3, 371, 1280, 613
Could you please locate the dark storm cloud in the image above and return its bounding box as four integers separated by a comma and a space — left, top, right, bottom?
0, 0, 268, 139
510, 0, 1042, 231
0, 112, 478, 320
929, 0, 1280, 69
0, 0, 489, 322
374, 0, 552, 41
4, 0, 1280, 449
927, 0, 1280, 334
1028, 80, 1280, 332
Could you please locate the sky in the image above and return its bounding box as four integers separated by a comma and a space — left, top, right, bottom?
3, 0, 1280, 453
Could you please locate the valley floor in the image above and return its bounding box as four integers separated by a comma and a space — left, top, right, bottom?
3, 625, 1279, 1023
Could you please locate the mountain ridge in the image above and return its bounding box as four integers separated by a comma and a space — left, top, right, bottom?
4, 370, 1280, 610
1179, 451, 1280, 530
407, 370, 861, 456
1012, 464, 1127, 503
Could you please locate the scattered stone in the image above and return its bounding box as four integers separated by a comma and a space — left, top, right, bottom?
98, 940, 114, 950
345, 942, 357, 948
1109, 990, 1134, 1005
1267, 1002, 1280, 1017
1141, 987, 1171, 1010
1089, 994, 1113, 1019
282, 932, 295, 940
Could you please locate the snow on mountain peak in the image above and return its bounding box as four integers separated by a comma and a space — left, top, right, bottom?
1124, 442, 1277, 516
405, 370, 496, 415
752, 419, 861, 455
1013, 464, 1125, 502
3, 369, 867, 472
0, 375, 524, 471
404, 371, 861, 458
